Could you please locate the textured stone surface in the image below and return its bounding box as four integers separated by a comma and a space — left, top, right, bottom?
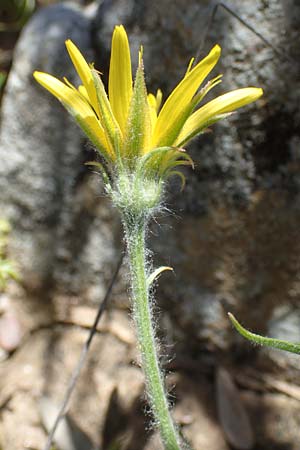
1, 0, 300, 346
0, 3, 120, 295
1, 1, 300, 448
1, 0, 300, 352
95, 0, 300, 358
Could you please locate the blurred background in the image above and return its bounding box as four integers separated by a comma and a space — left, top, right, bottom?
0, 1, 300, 449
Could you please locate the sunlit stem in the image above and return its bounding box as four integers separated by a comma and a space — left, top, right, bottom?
124, 216, 184, 450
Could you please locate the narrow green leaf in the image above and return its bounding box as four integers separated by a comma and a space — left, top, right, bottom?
85, 161, 111, 190
136, 146, 176, 175
0, 0, 35, 30
147, 266, 173, 287
228, 313, 300, 355
166, 170, 186, 190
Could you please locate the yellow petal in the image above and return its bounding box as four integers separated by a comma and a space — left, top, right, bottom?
193, 74, 223, 105
65, 40, 100, 117
33, 71, 114, 160
152, 45, 221, 147
108, 25, 133, 133
63, 78, 91, 104
148, 96, 158, 132
148, 93, 157, 109
78, 85, 90, 102
176, 87, 263, 146
155, 89, 162, 112
34, 71, 88, 111
184, 57, 195, 77
147, 89, 163, 134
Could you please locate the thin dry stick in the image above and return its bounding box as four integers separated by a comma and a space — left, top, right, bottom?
196, 1, 289, 62
43, 253, 124, 450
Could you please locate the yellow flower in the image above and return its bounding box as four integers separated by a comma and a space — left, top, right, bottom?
33, 25, 263, 180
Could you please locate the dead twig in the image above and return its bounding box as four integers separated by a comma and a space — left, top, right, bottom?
43, 252, 124, 450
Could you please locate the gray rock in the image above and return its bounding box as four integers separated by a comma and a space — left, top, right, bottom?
0, 3, 119, 294
1, 2, 300, 448
1, 0, 300, 370
93, 0, 300, 364
94, 0, 300, 205
266, 305, 300, 368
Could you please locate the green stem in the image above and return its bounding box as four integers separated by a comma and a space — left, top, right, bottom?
125, 218, 183, 450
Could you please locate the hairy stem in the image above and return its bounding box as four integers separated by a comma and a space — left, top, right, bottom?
124, 217, 182, 450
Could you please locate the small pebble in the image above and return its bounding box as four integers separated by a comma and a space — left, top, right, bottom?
0, 312, 23, 352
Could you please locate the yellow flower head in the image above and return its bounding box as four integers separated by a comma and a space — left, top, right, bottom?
33, 25, 263, 183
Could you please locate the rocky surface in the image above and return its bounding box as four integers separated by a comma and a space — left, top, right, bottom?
0, 2, 121, 296
0, 0, 300, 449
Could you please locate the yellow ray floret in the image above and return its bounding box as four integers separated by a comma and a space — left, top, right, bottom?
108, 25, 133, 134
78, 85, 90, 102
147, 89, 162, 131
33, 71, 114, 161
152, 45, 221, 147
65, 40, 100, 117
175, 87, 263, 146
34, 25, 263, 178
